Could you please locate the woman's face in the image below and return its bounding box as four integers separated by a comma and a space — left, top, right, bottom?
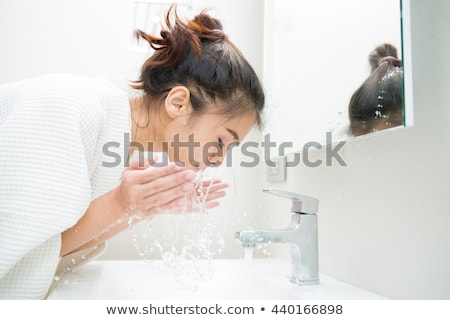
164, 111, 256, 170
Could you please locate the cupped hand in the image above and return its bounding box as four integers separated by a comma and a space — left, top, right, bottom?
116, 153, 197, 218
194, 179, 229, 210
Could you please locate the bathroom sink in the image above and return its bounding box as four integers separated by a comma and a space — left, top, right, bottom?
48, 259, 385, 300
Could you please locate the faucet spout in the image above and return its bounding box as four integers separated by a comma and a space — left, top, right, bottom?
235, 214, 302, 245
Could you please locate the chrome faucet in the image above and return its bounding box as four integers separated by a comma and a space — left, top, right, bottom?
235, 188, 320, 285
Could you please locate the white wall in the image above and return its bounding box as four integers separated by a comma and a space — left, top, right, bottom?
260, 0, 450, 299
0, 0, 138, 88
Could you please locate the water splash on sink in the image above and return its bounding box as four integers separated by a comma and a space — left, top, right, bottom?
127, 166, 224, 293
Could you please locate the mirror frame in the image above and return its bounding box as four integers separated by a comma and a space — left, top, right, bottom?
401, 0, 414, 128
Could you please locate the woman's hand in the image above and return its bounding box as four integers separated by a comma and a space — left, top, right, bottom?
116, 153, 197, 219
194, 179, 228, 210
171, 178, 229, 214
61, 153, 197, 256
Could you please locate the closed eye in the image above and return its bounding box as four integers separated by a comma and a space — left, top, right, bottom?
218, 137, 225, 150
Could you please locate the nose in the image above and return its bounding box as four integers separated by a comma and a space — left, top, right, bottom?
207, 155, 223, 167
205, 141, 226, 167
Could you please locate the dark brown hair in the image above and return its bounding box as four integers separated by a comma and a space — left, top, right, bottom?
132, 6, 265, 128
348, 56, 403, 136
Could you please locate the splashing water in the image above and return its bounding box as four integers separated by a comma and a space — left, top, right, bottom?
243, 245, 254, 262
128, 166, 225, 292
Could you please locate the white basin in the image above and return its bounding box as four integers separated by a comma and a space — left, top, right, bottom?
48, 259, 385, 300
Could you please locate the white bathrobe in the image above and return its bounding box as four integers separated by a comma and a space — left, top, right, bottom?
0, 74, 130, 299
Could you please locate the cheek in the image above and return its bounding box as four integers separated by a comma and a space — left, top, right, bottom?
168, 125, 222, 167
196, 139, 220, 164
201, 141, 221, 156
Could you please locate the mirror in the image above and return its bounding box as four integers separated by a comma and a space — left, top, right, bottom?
262, 0, 412, 153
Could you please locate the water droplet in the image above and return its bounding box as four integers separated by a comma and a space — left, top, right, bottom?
54, 276, 60, 282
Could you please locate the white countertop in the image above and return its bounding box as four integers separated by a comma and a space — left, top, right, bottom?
48, 259, 386, 300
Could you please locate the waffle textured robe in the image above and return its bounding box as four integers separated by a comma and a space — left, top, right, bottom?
0, 74, 130, 299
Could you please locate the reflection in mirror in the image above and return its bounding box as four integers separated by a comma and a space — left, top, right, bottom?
349, 47, 403, 136
263, 0, 408, 153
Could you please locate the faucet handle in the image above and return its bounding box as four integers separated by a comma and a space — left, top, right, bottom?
263, 187, 319, 214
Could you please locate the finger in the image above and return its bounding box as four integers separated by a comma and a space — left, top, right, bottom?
137, 163, 187, 184
197, 182, 228, 195
156, 197, 220, 214
206, 182, 228, 193
199, 179, 222, 187
204, 190, 226, 202
143, 179, 194, 209
140, 170, 196, 198
145, 195, 187, 216
205, 201, 220, 209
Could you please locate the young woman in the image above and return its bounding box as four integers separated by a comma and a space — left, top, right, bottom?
0, 7, 264, 299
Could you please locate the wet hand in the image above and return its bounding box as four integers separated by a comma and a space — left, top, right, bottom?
195, 179, 228, 209
117, 154, 197, 218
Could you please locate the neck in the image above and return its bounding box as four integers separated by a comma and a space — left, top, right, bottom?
129, 97, 166, 152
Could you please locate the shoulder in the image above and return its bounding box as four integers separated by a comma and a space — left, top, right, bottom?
1, 73, 130, 130
1, 74, 100, 114
3, 73, 128, 122
2, 73, 127, 109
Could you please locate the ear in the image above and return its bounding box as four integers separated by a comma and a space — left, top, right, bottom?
164, 86, 193, 119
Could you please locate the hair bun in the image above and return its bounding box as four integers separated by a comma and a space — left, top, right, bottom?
193, 13, 223, 31
369, 43, 399, 71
